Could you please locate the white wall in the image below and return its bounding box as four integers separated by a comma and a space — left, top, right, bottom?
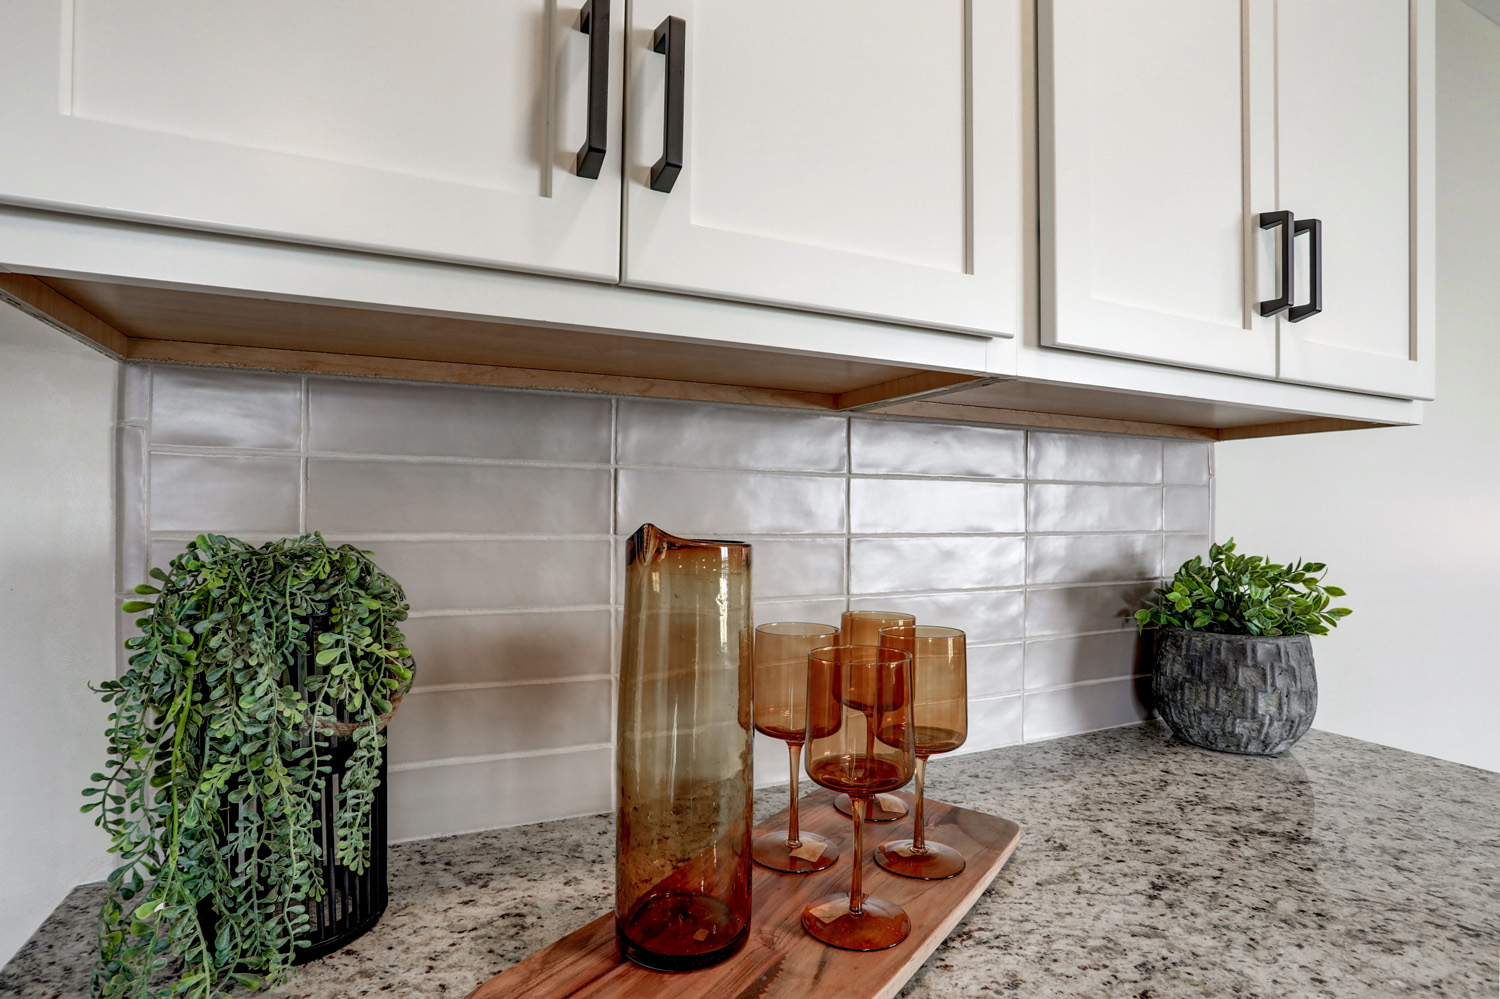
0, 304, 118, 965
1215, 0, 1500, 774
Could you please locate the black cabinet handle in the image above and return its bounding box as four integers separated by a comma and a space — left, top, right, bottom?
574, 0, 610, 179
650, 16, 685, 193
1288, 218, 1323, 323
1258, 210, 1295, 317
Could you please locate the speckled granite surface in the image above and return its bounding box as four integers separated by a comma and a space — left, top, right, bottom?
4, 723, 1497, 998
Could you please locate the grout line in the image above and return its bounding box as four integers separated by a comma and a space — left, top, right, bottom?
407, 674, 613, 695
389, 742, 614, 773
406, 605, 614, 618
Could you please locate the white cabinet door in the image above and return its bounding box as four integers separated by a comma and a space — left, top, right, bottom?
1040, 0, 1278, 377
620, 0, 1024, 336
1274, 0, 1434, 400
0, 0, 623, 281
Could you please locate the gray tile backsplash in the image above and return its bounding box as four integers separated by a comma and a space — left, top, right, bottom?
118, 365, 1212, 842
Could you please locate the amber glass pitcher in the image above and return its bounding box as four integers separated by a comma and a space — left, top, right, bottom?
615, 524, 754, 972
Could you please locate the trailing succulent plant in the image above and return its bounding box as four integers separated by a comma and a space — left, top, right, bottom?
1135, 538, 1351, 637
84, 533, 414, 998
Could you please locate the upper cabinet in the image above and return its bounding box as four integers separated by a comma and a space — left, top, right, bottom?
0, 0, 626, 280
620, 0, 1026, 335
1039, 0, 1434, 400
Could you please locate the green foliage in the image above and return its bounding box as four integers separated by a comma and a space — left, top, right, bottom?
1135, 538, 1351, 637
85, 533, 414, 998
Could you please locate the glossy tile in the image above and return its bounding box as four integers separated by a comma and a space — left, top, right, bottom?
1025, 632, 1144, 689
753, 597, 848, 634
1162, 533, 1212, 574
1028, 432, 1162, 484
849, 536, 1025, 594
850, 419, 1025, 478
1028, 484, 1162, 533
401, 611, 613, 688
753, 733, 797, 790
1164, 486, 1212, 532
617, 469, 845, 536
151, 366, 302, 449
309, 379, 611, 462
1023, 676, 1153, 742
116, 425, 147, 592
750, 538, 846, 599
352, 539, 610, 612
307, 460, 610, 535
1027, 533, 1161, 585
851, 478, 1025, 535
387, 747, 611, 840
1025, 581, 1157, 637
1163, 440, 1212, 485
119, 363, 150, 424
850, 590, 1024, 645
959, 694, 1023, 753
387, 678, 612, 766
618, 399, 846, 472
967, 642, 1024, 698
148, 453, 301, 534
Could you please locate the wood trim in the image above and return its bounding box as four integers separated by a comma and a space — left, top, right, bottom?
123, 338, 841, 410
0, 273, 130, 357
835, 372, 999, 410
1214, 417, 1388, 441
869, 399, 1221, 440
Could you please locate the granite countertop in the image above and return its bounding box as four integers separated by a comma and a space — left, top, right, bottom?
5, 723, 1497, 998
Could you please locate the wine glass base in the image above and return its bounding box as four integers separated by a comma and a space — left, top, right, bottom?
833, 792, 907, 822
800, 892, 912, 950
874, 838, 966, 880
751, 830, 840, 873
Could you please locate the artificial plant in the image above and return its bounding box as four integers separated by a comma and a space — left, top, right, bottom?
1135, 538, 1352, 637
84, 533, 414, 998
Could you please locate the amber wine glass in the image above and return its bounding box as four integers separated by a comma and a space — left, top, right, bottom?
751, 622, 842, 874
834, 610, 916, 822
801, 645, 915, 951
874, 625, 968, 879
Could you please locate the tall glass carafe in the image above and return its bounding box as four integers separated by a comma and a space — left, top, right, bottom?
615, 524, 753, 971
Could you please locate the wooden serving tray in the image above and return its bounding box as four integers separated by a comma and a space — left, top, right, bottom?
465, 789, 1022, 999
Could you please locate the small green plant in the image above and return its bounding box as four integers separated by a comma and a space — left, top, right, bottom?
84, 533, 414, 999
1135, 538, 1351, 636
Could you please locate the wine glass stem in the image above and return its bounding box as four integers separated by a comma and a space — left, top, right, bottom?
786, 742, 803, 847
849, 796, 867, 916
911, 755, 928, 854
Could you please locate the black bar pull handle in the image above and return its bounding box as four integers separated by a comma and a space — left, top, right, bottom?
574, 0, 610, 179
1288, 217, 1322, 322
1258, 210, 1295, 317
650, 16, 685, 193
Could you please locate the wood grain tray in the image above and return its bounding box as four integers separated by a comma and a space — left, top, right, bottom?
466, 789, 1021, 999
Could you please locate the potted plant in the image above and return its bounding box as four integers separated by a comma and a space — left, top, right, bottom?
1134, 539, 1350, 756
83, 533, 415, 998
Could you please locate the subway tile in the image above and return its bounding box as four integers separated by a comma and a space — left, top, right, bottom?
309, 379, 611, 462
151, 366, 302, 449
1025, 581, 1157, 637
753, 733, 797, 790
1163, 533, 1212, 575
1163, 440, 1212, 485
754, 597, 848, 634
388, 747, 611, 840
388, 678, 612, 766
1027, 432, 1162, 483
1023, 676, 1153, 742
353, 539, 610, 612
307, 459, 610, 535
149, 453, 301, 534
960, 694, 1023, 753
618, 469, 845, 536
618, 399, 845, 472
1164, 486, 1211, 532
116, 425, 147, 592
850, 419, 1025, 478
851, 478, 1025, 535
1028, 484, 1162, 533
967, 642, 1024, 698
1027, 533, 1161, 585
401, 610, 612, 687
119, 363, 150, 423
849, 536, 1024, 594
850, 590, 1024, 645
751, 538, 846, 599
1025, 632, 1145, 689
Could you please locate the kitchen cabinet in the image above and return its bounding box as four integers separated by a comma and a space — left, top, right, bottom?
1039, 0, 1434, 400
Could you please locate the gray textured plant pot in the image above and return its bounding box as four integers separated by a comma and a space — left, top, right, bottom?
1152, 627, 1317, 756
